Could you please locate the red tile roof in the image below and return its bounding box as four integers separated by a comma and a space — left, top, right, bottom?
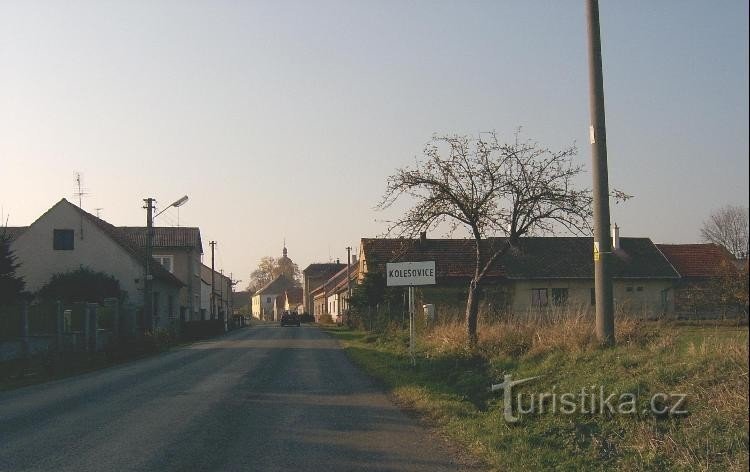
362, 237, 678, 280
118, 227, 203, 253
656, 243, 737, 278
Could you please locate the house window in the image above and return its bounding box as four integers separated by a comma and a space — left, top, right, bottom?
266, 297, 271, 303
626, 286, 634, 293
636, 286, 644, 292
53, 229, 74, 250
168, 295, 175, 320
531, 289, 548, 307
551, 288, 569, 306
153, 255, 174, 273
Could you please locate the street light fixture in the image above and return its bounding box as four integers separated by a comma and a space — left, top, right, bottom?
143, 195, 189, 332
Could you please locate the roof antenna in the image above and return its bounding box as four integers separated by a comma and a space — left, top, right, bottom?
74, 172, 88, 239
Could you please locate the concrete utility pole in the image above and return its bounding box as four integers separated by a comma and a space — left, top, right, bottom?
346, 246, 352, 314
586, 0, 615, 344
210, 241, 216, 319
143, 198, 155, 332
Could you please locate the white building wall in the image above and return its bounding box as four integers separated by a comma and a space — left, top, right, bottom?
11, 200, 145, 300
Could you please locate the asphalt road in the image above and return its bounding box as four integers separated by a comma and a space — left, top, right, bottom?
0, 324, 473, 471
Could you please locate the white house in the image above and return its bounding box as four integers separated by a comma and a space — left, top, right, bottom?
8, 199, 183, 329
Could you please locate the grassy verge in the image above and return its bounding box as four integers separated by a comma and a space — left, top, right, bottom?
326, 319, 749, 471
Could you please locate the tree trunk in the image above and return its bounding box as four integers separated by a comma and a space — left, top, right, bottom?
465, 279, 480, 348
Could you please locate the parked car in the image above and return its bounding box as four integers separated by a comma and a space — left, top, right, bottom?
280, 311, 300, 327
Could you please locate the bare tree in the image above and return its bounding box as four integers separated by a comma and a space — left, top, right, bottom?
247, 256, 301, 293
378, 131, 593, 347
701, 205, 749, 259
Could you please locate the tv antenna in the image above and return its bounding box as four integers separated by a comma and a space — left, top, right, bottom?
74, 173, 89, 209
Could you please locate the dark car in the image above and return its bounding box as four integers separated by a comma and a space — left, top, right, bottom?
280, 311, 300, 327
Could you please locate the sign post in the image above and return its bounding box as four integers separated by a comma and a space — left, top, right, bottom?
386, 261, 436, 366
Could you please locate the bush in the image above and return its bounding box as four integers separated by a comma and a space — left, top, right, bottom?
299, 313, 315, 323
37, 267, 123, 305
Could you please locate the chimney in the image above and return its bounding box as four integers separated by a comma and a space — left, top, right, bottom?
351, 254, 358, 265
336, 258, 340, 264
419, 231, 427, 244
611, 224, 620, 250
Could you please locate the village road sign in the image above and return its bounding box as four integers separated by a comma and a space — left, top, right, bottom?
386, 261, 436, 286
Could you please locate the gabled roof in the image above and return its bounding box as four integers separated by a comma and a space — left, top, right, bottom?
232, 291, 251, 307
119, 227, 203, 253
285, 287, 304, 305
302, 263, 347, 278
24, 199, 184, 287
254, 274, 297, 296
361, 237, 679, 280
328, 265, 359, 294
656, 243, 737, 278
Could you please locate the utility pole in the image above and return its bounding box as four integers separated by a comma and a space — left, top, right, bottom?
586, 0, 615, 345
144, 198, 155, 332
210, 241, 216, 320
346, 246, 352, 320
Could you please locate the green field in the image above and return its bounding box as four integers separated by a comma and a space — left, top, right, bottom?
326, 319, 749, 471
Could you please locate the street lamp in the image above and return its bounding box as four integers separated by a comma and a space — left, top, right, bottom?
143, 195, 189, 332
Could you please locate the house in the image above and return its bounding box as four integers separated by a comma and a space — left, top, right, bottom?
232, 291, 251, 317
284, 287, 304, 314
200, 263, 233, 321
326, 264, 358, 324
251, 274, 297, 321
118, 226, 203, 321
358, 231, 680, 319
8, 199, 183, 329
656, 243, 744, 317
301, 262, 346, 315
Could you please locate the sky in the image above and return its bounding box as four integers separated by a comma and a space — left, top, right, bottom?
1, 0, 748, 287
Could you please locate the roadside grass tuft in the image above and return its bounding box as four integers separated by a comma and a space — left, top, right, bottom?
326, 316, 749, 471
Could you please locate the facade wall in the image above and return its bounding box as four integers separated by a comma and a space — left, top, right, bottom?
152, 247, 202, 320
508, 279, 674, 316
11, 201, 145, 301
252, 293, 278, 319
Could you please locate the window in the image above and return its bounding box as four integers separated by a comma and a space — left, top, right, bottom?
153, 255, 174, 273
531, 288, 548, 307
53, 229, 74, 250
636, 286, 644, 292
626, 286, 634, 292
168, 295, 175, 320
551, 288, 569, 306
266, 297, 271, 303
590, 288, 596, 306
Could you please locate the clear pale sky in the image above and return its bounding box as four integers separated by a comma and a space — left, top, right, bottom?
1, 0, 748, 287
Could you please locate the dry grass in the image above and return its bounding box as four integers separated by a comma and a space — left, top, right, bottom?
424, 307, 654, 357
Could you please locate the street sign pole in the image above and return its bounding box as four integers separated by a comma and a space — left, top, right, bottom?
386, 261, 436, 368
409, 285, 415, 366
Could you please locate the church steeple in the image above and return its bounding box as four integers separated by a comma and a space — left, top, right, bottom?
282, 238, 288, 258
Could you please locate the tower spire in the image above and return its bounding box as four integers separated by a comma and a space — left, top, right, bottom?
283, 238, 288, 258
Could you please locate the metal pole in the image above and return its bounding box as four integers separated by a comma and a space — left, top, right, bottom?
346, 246, 352, 320
144, 198, 154, 332
586, 0, 615, 344
409, 286, 415, 366
210, 241, 216, 320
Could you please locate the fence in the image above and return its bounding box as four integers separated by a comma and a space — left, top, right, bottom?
0, 299, 138, 362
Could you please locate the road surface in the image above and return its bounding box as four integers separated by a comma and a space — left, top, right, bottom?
0, 324, 474, 471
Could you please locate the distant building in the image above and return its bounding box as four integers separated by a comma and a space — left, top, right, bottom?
657, 243, 743, 317
301, 262, 346, 315
252, 274, 297, 321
